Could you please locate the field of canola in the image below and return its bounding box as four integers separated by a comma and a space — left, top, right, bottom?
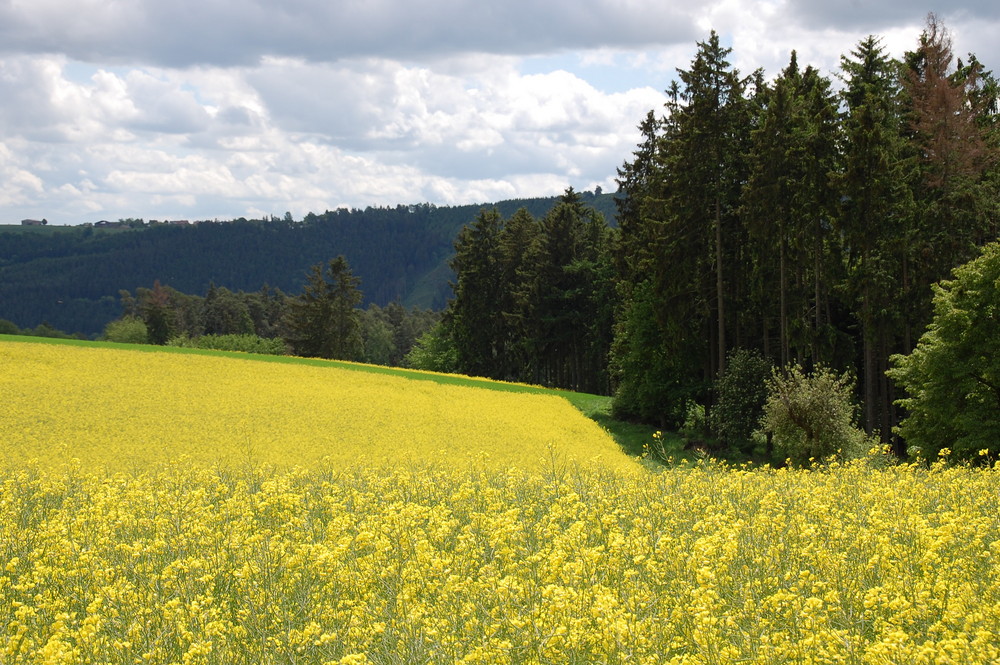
3, 339, 1000, 664
0, 340, 634, 474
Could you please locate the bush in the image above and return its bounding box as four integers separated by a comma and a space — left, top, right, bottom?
761, 363, 869, 466
610, 281, 699, 429
102, 316, 149, 344
403, 324, 458, 373
889, 242, 1000, 462
0, 318, 22, 335
710, 348, 772, 453
168, 334, 287, 355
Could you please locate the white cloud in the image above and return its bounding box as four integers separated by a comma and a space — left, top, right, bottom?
1, 1, 998, 225
0, 143, 45, 207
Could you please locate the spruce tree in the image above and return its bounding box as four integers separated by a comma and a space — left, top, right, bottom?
284, 256, 363, 360
836, 35, 912, 440
445, 208, 506, 379
902, 14, 998, 348
665, 31, 750, 378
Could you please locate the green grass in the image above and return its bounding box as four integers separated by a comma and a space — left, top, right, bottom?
3, 334, 687, 462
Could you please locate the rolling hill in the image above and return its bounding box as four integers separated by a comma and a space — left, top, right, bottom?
0, 191, 618, 336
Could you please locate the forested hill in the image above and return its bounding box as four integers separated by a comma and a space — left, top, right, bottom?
0, 191, 616, 337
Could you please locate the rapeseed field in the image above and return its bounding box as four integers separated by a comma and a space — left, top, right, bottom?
0, 340, 633, 474
3, 339, 1000, 664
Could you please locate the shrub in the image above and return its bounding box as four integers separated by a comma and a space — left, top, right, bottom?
0, 318, 22, 335
404, 323, 458, 373
710, 348, 772, 453
168, 333, 287, 355
102, 316, 149, 344
761, 363, 869, 466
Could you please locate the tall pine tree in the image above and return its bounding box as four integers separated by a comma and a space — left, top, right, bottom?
285, 256, 363, 360
837, 35, 913, 440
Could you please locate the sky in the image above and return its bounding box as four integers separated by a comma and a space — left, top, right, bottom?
1, 1, 998, 226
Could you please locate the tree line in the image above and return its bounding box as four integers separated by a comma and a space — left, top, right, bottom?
108, 263, 438, 368
0, 194, 617, 337
437, 16, 999, 456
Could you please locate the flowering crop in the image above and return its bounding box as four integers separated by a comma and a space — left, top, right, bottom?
2, 461, 999, 664
0, 340, 634, 473
2, 340, 1000, 664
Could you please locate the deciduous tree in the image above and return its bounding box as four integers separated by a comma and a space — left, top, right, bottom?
889, 242, 1000, 461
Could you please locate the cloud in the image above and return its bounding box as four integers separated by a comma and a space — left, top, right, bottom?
0, 0, 699, 67
247, 56, 664, 184
2, 0, 998, 227
785, 0, 1000, 33
0, 142, 45, 207
0, 49, 663, 224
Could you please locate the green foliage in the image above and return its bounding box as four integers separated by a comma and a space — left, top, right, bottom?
357, 302, 439, 368
607, 23, 999, 450
284, 256, 364, 361
837, 35, 915, 439
0, 318, 81, 339
404, 323, 459, 374
679, 403, 710, 447
0, 194, 615, 337
142, 281, 175, 345
445, 193, 614, 393
359, 313, 395, 366
25, 322, 79, 339
889, 242, 1000, 462
168, 333, 287, 355
102, 316, 148, 344
203, 284, 255, 336
610, 280, 698, 428
710, 348, 772, 452
0, 318, 22, 335
761, 363, 869, 466
446, 208, 506, 378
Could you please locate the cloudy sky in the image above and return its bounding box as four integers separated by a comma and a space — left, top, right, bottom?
1, 1, 997, 225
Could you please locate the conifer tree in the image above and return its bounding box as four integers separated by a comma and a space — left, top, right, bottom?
836, 35, 912, 439
902, 14, 999, 348
665, 31, 751, 378
743, 54, 842, 367
284, 256, 363, 360
496, 207, 540, 381
445, 208, 506, 378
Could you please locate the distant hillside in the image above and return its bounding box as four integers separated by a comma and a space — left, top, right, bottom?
0, 191, 618, 336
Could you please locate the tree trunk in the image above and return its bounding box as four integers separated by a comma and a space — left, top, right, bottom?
813, 219, 822, 364
780, 233, 789, 367
863, 289, 875, 434
715, 198, 726, 375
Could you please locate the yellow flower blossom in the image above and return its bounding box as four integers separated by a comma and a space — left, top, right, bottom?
1, 340, 999, 663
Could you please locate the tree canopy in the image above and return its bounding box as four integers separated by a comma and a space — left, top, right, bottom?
889, 242, 1000, 461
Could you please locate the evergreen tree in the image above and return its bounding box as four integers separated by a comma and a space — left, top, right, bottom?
610, 33, 752, 422
610, 100, 695, 423
284, 256, 363, 360
836, 35, 913, 441
496, 207, 541, 381
743, 54, 843, 367
902, 14, 999, 349
667, 31, 751, 378
614, 110, 663, 284
445, 208, 507, 378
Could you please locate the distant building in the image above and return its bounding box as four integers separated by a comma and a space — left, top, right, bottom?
21, 219, 47, 226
